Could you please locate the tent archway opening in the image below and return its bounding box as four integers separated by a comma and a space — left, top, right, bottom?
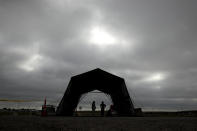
76, 90, 113, 111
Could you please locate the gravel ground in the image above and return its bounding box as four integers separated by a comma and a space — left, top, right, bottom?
0, 116, 197, 131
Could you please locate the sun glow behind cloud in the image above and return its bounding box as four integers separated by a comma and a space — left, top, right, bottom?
89, 26, 116, 47
87, 25, 136, 54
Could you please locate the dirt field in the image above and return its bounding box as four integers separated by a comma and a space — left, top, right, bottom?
0, 116, 197, 131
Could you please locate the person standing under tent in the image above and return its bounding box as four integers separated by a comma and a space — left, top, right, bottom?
100, 101, 106, 116
92, 101, 96, 112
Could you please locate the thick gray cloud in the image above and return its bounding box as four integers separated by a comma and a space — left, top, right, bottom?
0, 0, 197, 111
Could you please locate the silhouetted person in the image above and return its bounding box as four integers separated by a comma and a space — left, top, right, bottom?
92, 101, 96, 112
100, 101, 106, 116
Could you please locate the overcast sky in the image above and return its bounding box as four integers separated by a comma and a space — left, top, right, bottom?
0, 0, 197, 111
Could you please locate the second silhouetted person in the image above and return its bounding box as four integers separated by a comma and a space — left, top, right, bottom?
100, 101, 106, 116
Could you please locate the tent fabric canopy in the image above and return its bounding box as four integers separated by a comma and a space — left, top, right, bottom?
56, 68, 135, 116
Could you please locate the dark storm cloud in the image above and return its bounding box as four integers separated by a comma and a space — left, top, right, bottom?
0, 0, 197, 110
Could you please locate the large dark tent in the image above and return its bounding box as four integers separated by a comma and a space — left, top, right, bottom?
56, 68, 135, 116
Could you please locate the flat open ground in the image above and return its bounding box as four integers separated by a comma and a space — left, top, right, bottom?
0, 116, 197, 131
